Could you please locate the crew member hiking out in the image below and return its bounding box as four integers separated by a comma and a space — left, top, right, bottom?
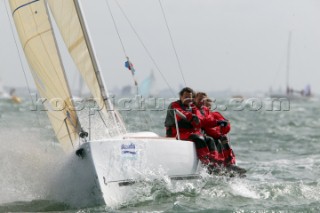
164, 87, 221, 171
194, 92, 226, 164
201, 96, 246, 175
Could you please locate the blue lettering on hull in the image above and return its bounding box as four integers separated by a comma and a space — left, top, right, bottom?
121, 143, 137, 157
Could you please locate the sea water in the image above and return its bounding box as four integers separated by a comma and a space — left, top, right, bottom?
0, 97, 320, 213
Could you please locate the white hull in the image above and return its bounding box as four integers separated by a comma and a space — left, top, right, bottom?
55, 132, 201, 208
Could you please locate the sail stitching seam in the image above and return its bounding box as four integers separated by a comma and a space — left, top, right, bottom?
23, 29, 51, 50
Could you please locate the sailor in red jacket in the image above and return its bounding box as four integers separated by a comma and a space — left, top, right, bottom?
206, 110, 236, 165
165, 87, 201, 140
164, 87, 219, 167
194, 92, 225, 164
195, 94, 246, 175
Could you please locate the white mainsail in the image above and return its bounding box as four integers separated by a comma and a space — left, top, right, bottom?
9, 0, 81, 152
47, 0, 126, 136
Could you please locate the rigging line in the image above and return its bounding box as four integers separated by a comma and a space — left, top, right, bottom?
4, 0, 41, 123
104, 0, 128, 57
158, 0, 187, 87
113, 0, 176, 97
97, 110, 111, 134
64, 118, 74, 148
55, 114, 78, 143
105, 0, 139, 98
114, 109, 127, 133
73, 0, 123, 135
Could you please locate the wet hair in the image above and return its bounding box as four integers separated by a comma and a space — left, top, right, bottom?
204, 98, 213, 108
179, 87, 194, 97
195, 92, 207, 98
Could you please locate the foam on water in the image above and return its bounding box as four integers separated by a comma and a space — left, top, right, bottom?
229, 181, 260, 199
0, 102, 69, 207
0, 126, 65, 204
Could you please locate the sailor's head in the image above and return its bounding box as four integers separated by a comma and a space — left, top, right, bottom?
204, 98, 213, 109
179, 87, 194, 105
195, 92, 208, 107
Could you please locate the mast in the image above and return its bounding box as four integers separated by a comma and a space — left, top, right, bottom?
286, 31, 292, 94
73, 0, 109, 108
72, 0, 125, 133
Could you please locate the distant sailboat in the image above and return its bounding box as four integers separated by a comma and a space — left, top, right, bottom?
9, 0, 200, 208
139, 70, 155, 97
270, 32, 312, 100
9, 88, 22, 104
0, 79, 21, 103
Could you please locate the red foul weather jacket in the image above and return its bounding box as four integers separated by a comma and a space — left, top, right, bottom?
204, 111, 231, 139
196, 106, 220, 129
165, 100, 203, 140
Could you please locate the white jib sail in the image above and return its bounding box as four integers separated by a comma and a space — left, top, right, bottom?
47, 0, 126, 137
9, 0, 81, 152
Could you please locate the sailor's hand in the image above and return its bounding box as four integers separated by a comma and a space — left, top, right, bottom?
217, 120, 228, 127
191, 114, 200, 125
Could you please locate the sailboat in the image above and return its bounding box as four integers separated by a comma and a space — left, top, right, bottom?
139, 70, 155, 97
0, 80, 21, 103
9, 0, 200, 208
269, 32, 312, 100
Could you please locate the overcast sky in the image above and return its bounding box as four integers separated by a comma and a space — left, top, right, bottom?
1, 0, 320, 96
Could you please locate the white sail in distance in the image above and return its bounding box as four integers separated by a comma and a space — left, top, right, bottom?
9, 0, 81, 152
47, 0, 126, 136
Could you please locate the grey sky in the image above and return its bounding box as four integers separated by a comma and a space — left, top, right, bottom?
1, 0, 320, 96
